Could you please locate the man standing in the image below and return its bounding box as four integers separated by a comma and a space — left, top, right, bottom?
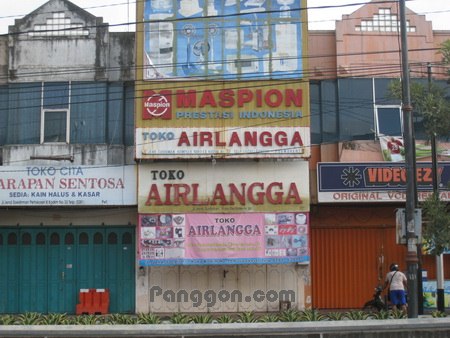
384, 263, 408, 313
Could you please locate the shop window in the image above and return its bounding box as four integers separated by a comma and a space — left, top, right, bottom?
94, 232, 103, 244
22, 233, 32, 245
79, 232, 88, 245
50, 233, 60, 245
122, 232, 132, 245
37, 232, 46, 245
108, 233, 118, 245
8, 233, 17, 245
375, 105, 402, 137
65, 233, 74, 245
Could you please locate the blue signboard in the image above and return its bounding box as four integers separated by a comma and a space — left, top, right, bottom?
317, 162, 450, 203
143, 0, 304, 80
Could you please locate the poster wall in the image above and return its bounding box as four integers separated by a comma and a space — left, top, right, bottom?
139, 212, 310, 266
141, 0, 305, 80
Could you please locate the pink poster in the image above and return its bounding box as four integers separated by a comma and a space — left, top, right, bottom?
139, 213, 309, 266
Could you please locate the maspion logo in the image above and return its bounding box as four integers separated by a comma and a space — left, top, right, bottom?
143, 90, 172, 119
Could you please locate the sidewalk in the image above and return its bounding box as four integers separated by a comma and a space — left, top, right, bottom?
1, 317, 450, 337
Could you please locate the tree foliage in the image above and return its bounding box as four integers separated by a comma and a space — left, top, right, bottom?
388, 80, 450, 138
388, 39, 450, 138
389, 41, 450, 255
422, 193, 450, 256
441, 40, 450, 69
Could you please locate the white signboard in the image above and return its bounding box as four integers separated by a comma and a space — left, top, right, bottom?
138, 161, 310, 213
136, 127, 310, 159
0, 165, 137, 206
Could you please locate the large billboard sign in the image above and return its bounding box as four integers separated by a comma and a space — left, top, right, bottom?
140, 0, 306, 80
138, 161, 310, 213
135, 81, 310, 159
317, 162, 450, 203
0, 165, 136, 206
138, 212, 310, 266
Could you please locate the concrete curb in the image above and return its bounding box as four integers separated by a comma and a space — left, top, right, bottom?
1, 318, 450, 337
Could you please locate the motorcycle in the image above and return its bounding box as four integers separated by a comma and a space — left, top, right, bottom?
363, 285, 386, 311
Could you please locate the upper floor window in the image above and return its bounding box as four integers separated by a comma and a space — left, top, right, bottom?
355, 8, 416, 33
29, 12, 89, 37
375, 105, 403, 138
40, 82, 70, 144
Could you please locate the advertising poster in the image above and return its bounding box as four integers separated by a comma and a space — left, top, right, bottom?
0, 165, 136, 206
379, 136, 444, 162
141, 0, 305, 80
317, 162, 450, 203
139, 212, 310, 266
423, 281, 450, 309
138, 161, 310, 214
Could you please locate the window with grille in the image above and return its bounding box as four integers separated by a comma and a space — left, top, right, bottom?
29, 12, 89, 37
355, 8, 416, 32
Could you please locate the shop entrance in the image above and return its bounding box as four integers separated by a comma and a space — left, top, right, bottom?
0, 226, 135, 314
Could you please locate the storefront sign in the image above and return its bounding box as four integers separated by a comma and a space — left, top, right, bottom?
136, 127, 310, 159
317, 162, 450, 203
0, 165, 136, 206
138, 161, 309, 213
139, 212, 310, 266
136, 82, 307, 127
135, 81, 310, 159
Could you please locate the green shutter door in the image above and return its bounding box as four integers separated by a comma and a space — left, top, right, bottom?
48, 230, 77, 313
19, 229, 48, 313
106, 229, 135, 313
3, 231, 19, 313
0, 226, 135, 314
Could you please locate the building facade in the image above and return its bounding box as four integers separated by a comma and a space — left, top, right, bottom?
308, 0, 450, 309
135, 0, 312, 313
0, 0, 137, 314
1, 0, 449, 315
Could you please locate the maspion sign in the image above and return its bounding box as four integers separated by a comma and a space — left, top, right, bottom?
136, 81, 308, 127
317, 162, 450, 203
138, 161, 309, 214
135, 81, 310, 159
142, 87, 303, 120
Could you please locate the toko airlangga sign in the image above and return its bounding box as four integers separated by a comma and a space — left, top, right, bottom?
317, 162, 450, 203
136, 127, 309, 159
139, 212, 310, 266
138, 161, 310, 214
0, 165, 136, 206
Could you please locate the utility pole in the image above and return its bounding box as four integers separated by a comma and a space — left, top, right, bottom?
399, 0, 418, 318
427, 63, 445, 313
